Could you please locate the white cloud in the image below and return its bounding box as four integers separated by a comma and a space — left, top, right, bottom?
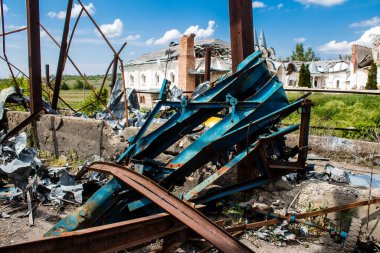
295, 0, 345, 7
6, 25, 27, 30
277, 3, 284, 9
126, 34, 141, 41
318, 40, 352, 54
48, 3, 95, 19
293, 37, 306, 43
350, 17, 380, 28
184, 20, 215, 38
97, 19, 123, 38
154, 29, 181, 45
147, 20, 216, 46
318, 26, 380, 54
145, 38, 154, 46
252, 1, 266, 8
1, 4, 8, 15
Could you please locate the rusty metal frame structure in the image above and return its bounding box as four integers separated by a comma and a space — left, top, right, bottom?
0, 0, 130, 119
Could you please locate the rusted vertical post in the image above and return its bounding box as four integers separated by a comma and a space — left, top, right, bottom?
26, 0, 42, 113
120, 60, 129, 127
45, 64, 51, 101
110, 56, 118, 94
52, 0, 73, 110
204, 47, 211, 81
298, 100, 312, 167
45, 64, 50, 85
229, 0, 254, 73
229, 0, 255, 184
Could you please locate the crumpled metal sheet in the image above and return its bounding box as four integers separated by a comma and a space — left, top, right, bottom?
0, 87, 57, 122
168, 85, 183, 102
42, 167, 84, 205
106, 78, 140, 118
0, 87, 26, 121
191, 81, 211, 99
0, 131, 42, 190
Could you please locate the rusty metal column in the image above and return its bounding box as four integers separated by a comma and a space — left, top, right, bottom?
204, 47, 211, 81
229, 0, 254, 73
52, 0, 73, 110
26, 0, 43, 113
110, 56, 118, 94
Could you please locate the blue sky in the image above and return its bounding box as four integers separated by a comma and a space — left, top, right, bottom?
0, 0, 380, 77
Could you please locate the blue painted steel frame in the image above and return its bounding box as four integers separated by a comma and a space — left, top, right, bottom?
46, 50, 311, 237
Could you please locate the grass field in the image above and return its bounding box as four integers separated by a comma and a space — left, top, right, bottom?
285, 92, 380, 141
1, 77, 379, 141
59, 90, 92, 109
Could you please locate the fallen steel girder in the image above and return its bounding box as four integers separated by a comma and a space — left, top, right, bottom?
1, 213, 186, 253
44, 162, 253, 252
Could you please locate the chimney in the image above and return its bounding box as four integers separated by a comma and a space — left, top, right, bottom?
178, 33, 196, 92
351, 44, 357, 73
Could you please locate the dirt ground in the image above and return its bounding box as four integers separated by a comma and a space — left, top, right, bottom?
0, 156, 379, 252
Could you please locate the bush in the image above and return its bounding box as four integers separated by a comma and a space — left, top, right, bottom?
366, 63, 378, 90
78, 88, 108, 115
73, 79, 90, 90
61, 81, 70, 90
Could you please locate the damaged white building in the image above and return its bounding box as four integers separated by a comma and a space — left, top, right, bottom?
124, 33, 380, 108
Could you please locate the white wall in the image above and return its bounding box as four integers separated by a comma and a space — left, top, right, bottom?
124, 60, 179, 90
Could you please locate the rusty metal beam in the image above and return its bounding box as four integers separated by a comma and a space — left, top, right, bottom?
26, 0, 43, 113
0, 213, 187, 253
88, 162, 253, 253
40, 25, 118, 121
119, 60, 129, 126
0, 26, 27, 37
110, 56, 118, 93
77, 0, 118, 56
204, 47, 211, 81
98, 42, 127, 100
52, 0, 73, 110
1, 0, 19, 87
229, 0, 254, 73
1, 108, 44, 143
296, 198, 380, 219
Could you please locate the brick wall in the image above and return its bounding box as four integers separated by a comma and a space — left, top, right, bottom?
178, 34, 196, 92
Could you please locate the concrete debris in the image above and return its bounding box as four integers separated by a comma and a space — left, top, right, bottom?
310, 164, 351, 184
254, 221, 296, 243
324, 136, 355, 152
324, 164, 351, 183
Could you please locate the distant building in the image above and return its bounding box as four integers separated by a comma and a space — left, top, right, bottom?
125, 30, 380, 108
276, 41, 380, 90
123, 36, 231, 108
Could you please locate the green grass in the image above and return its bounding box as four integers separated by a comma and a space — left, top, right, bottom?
285, 92, 380, 141
59, 90, 93, 108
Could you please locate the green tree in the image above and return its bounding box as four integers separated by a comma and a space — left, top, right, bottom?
73, 79, 89, 90
366, 63, 378, 90
78, 88, 108, 115
290, 43, 321, 62
298, 63, 311, 88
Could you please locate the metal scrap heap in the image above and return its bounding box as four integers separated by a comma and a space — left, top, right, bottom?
8, 50, 309, 252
